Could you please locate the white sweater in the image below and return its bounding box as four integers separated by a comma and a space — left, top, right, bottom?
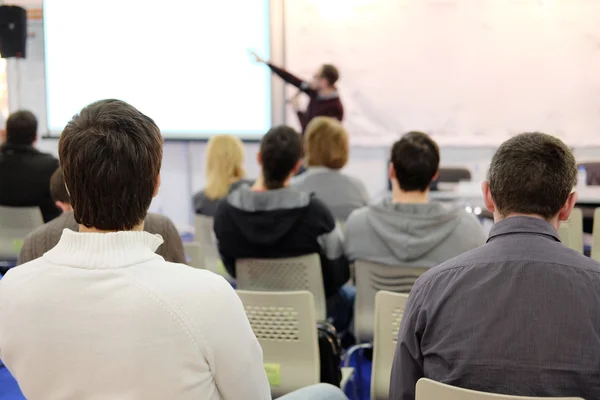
0, 229, 271, 400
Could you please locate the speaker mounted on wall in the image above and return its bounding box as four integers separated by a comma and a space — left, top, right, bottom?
0, 5, 27, 58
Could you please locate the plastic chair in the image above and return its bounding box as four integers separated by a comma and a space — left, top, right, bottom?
371, 291, 409, 400
182, 241, 204, 269
236, 290, 319, 398
236, 253, 327, 321
591, 208, 600, 261
354, 260, 427, 342
557, 208, 583, 253
415, 378, 584, 400
0, 206, 44, 259
194, 215, 220, 272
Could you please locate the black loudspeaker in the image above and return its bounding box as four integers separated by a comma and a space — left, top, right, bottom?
0, 5, 26, 58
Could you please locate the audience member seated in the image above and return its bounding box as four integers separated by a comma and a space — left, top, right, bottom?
0, 110, 60, 222
390, 132, 600, 400
193, 135, 252, 217
292, 116, 369, 221
0, 100, 271, 399
345, 131, 485, 267
18, 167, 187, 265
214, 125, 353, 331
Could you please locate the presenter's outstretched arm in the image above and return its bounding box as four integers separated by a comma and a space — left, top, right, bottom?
250, 51, 316, 96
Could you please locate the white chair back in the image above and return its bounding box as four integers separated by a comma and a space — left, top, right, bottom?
236, 290, 319, 398
0, 206, 44, 259
354, 260, 426, 342
558, 208, 583, 253
415, 378, 584, 400
182, 241, 204, 269
371, 291, 409, 400
591, 208, 600, 261
194, 215, 220, 272
236, 253, 326, 321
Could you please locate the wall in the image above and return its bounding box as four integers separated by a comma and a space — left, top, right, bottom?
8, 0, 600, 230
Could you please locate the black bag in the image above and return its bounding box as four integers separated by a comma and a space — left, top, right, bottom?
317, 321, 342, 386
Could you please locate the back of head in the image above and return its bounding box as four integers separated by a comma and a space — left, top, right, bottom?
305, 117, 348, 170
58, 99, 163, 231
260, 125, 302, 190
489, 132, 576, 219
391, 131, 440, 191
205, 135, 245, 200
320, 64, 339, 87
6, 110, 37, 146
50, 167, 70, 204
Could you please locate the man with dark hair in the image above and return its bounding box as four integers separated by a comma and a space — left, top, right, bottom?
214, 125, 353, 331
0, 110, 60, 222
18, 167, 187, 265
0, 99, 271, 399
251, 51, 344, 133
345, 131, 485, 268
390, 133, 600, 400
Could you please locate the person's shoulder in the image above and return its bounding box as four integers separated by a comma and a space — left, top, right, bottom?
1, 257, 53, 293
130, 260, 236, 300
345, 205, 369, 230
144, 212, 172, 226
414, 244, 486, 288
24, 213, 75, 245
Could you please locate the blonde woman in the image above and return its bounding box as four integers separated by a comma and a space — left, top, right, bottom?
292, 116, 369, 221
193, 135, 250, 216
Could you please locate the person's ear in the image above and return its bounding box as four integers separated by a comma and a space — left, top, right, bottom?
256, 152, 262, 167
558, 191, 578, 222
482, 180, 496, 213
290, 159, 303, 176
388, 162, 396, 181
153, 174, 161, 198
431, 170, 440, 183
0, 129, 5, 141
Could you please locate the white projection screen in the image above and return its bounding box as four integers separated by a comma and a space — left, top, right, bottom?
43, 0, 271, 140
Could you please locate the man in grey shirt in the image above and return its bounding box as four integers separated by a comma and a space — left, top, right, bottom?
390, 133, 600, 399
345, 131, 485, 268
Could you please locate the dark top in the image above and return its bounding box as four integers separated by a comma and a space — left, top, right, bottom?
0, 143, 60, 222
192, 179, 253, 217
267, 63, 344, 133
213, 185, 349, 297
390, 216, 600, 400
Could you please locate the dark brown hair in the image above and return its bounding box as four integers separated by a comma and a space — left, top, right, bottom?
305, 117, 348, 170
50, 167, 70, 204
260, 125, 302, 190
391, 131, 440, 192
58, 99, 163, 230
489, 132, 576, 219
6, 110, 37, 145
320, 64, 339, 86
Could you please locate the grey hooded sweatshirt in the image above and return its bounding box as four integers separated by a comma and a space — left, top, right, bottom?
344, 196, 486, 268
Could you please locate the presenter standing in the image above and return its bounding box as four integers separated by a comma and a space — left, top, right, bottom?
251, 51, 344, 134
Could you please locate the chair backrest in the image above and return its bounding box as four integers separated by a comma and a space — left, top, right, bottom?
194, 215, 220, 272
371, 291, 409, 400
354, 260, 427, 342
557, 208, 583, 253
236, 253, 327, 321
591, 208, 600, 261
182, 241, 204, 269
236, 290, 319, 398
415, 378, 584, 400
0, 206, 44, 259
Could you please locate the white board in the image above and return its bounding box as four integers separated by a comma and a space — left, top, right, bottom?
284, 0, 600, 146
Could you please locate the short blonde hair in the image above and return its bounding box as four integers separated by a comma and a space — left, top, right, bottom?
204, 135, 245, 200
305, 117, 349, 169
